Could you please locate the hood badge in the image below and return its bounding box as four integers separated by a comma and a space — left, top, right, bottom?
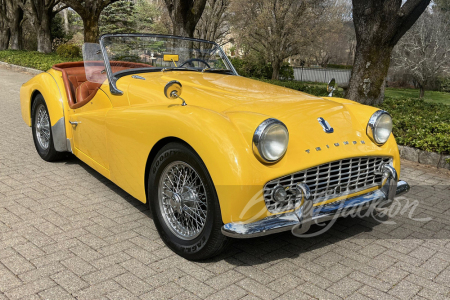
318, 117, 334, 133
305, 140, 366, 153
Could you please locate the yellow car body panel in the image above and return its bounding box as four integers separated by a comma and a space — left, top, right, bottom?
20, 69, 401, 225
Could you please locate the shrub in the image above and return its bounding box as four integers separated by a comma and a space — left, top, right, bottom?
379, 98, 450, 154
230, 56, 294, 80
258, 79, 343, 98
439, 77, 450, 93
327, 64, 353, 70
56, 44, 81, 59
0, 50, 82, 71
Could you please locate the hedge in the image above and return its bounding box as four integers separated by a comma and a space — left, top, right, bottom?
379, 98, 450, 154
257, 79, 344, 98
0, 50, 81, 71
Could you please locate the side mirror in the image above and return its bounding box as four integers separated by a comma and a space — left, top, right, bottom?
164, 80, 186, 106
327, 78, 336, 97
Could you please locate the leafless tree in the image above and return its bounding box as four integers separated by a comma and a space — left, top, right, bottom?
302, 0, 351, 67
194, 0, 229, 44
62, 0, 119, 43
231, 0, 327, 80
346, 0, 431, 105
392, 11, 450, 98
164, 0, 208, 37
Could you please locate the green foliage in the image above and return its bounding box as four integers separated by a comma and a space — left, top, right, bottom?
258, 79, 343, 98
0, 50, 81, 71
379, 98, 450, 154
439, 77, 450, 93
100, 0, 136, 34
56, 44, 81, 59
326, 64, 353, 70
134, 0, 168, 34
230, 56, 294, 80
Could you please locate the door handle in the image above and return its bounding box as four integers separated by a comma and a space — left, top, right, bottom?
69, 121, 80, 126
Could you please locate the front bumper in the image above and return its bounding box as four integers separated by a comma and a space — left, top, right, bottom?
222, 165, 410, 238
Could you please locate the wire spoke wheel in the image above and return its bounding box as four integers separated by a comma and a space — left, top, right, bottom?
158, 161, 208, 240
35, 105, 50, 150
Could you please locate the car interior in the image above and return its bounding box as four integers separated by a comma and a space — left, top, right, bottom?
53, 61, 152, 109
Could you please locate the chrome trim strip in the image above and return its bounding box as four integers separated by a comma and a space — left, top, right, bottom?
131, 75, 146, 80
222, 167, 409, 238
51, 117, 68, 152
66, 138, 72, 153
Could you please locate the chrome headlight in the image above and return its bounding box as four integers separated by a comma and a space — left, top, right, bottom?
253, 119, 289, 163
367, 110, 393, 145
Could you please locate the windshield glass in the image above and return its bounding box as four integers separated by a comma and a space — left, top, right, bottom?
100, 34, 235, 77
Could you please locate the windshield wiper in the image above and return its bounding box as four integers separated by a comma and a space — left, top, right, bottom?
202, 68, 234, 74
161, 67, 198, 72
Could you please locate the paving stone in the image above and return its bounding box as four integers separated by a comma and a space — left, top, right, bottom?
2, 67, 450, 300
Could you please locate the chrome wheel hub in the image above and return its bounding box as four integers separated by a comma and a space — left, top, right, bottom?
35, 105, 50, 150
158, 161, 208, 240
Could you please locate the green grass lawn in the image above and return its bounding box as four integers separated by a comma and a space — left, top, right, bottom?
385, 88, 450, 105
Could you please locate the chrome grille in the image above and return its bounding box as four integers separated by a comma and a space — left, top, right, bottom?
264, 156, 392, 213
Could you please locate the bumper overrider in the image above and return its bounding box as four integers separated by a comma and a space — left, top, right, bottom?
222, 165, 410, 238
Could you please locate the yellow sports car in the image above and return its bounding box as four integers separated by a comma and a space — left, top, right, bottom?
20, 34, 409, 260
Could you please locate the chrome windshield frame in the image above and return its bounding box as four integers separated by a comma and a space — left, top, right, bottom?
98, 33, 238, 95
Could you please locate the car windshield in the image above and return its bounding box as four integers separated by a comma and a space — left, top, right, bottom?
99, 34, 236, 78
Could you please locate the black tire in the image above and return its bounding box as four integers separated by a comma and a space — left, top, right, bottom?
31, 95, 64, 162
148, 142, 229, 260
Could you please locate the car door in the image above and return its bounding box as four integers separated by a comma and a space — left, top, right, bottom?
69, 87, 112, 170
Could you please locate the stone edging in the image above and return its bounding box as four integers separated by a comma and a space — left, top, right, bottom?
0, 61, 43, 75
398, 145, 450, 170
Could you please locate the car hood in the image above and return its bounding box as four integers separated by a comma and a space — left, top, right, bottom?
127, 72, 367, 148
128, 71, 321, 111
125, 71, 390, 167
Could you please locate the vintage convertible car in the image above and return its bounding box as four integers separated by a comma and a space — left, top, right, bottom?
20, 34, 410, 260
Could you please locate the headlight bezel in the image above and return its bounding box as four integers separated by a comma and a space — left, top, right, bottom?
253, 118, 289, 163
367, 110, 393, 145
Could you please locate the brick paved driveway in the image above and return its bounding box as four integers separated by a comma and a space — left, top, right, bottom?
1, 66, 450, 300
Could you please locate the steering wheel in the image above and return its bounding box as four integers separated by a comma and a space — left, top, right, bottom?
180, 58, 210, 69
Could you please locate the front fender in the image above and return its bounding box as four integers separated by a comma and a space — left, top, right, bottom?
20, 71, 68, 152
106, 105, 273, 224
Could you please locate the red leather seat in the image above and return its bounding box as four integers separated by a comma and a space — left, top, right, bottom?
53, 61, 153, 109
75, 81, 102, 109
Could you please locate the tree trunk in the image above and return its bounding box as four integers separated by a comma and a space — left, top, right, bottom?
419, 84, 425, 99
83, 16, 100, 43
36, 14, 52, 53
348, 0, 432, 105
0, 28, 10, 50
9, 6, 23, 50
346, 44, 393, 105
271, 59, 281, 80
63, 9, 69, 34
